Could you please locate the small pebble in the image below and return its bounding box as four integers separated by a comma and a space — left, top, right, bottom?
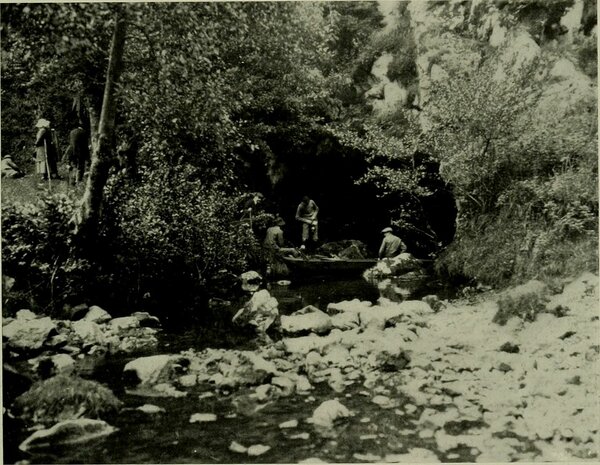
247, 444, 271, 456
229, 441, 247, 454
137, 404, 164, 414
279, 419, 298, 429
352, 452, 381, 461
189, 413, 217, 423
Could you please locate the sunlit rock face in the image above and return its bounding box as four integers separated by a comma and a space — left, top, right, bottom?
403, 0, 596, 127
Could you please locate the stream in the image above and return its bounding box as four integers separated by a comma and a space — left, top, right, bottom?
6, 275, 461, 464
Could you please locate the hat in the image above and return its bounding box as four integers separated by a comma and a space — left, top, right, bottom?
36, 118, 50, 128
3, 154, 12, 159
275, 216, 286, 226
381, 227, 393, 234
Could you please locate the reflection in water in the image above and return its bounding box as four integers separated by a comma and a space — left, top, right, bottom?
270, 271, 453, 315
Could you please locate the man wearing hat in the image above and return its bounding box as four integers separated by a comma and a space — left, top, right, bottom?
263, 216, 287, 250
378, 226, 407, 259
34, 118, 59, 180
63, 122, 90, 185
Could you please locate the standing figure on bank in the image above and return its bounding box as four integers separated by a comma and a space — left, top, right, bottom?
63, 123, 90, 185
34, 118, 59, 181
295, 195, 319, 248
241, 192, 264, 224
378, 226, 407, 259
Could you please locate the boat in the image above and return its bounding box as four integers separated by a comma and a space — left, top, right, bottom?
281, 255, 378, 276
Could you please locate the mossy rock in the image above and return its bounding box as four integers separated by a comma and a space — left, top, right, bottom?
12, 374, 121, 425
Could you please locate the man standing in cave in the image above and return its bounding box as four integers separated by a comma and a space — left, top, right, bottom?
295, 195, 319, 250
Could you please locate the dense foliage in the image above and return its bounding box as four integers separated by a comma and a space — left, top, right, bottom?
1, 0, 597, 314
1, 194, 90, 316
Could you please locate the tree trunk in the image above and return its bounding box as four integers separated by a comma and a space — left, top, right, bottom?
85, 96, 100, 151
74, 9, 127, 239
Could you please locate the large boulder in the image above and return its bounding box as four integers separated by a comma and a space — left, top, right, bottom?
13, 374, 121, 424
232, 289, 279, 333
3, 317, 56, 351
36, 354, 76, 378
71, 320, 106, 346
365, 253, 423, 278
131, 312, 161, 328
327, 299, 373, 316
15, 309, 37, 321
19, 419, 117, 451
309, 399, 353, 428
280, 305, 332, 335
83, 305, 112, 323
123, 354, 188, 387
109, 316, 140, 331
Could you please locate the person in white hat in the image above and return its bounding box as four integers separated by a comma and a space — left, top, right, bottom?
34, 118, 59, 181
378, 226, 407, 259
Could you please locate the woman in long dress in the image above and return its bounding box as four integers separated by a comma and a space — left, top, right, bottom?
34, 118, 58, 180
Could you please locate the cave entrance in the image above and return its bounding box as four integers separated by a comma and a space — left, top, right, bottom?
244, 136, 457, 258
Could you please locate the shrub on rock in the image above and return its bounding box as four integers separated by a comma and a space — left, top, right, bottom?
12, 374, 121, 424
494, 280, 549, 325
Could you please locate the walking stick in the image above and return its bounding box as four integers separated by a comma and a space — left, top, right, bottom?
43, 139, 52, 191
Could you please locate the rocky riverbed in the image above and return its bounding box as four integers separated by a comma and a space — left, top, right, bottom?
3, 272, 599, 463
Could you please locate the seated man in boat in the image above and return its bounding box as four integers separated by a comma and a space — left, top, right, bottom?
295, 195, 319, 250
263, 216, 297, 276
378, 226, 407, 259
263, 216, 297, 255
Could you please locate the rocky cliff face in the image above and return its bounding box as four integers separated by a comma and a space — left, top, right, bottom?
366, 0, 596, 121
408, 0, 596, 120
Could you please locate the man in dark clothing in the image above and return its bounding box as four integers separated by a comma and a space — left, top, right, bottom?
63, 124, 90, 185
378, 227, 407, 259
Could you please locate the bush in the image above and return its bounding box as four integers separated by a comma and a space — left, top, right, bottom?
12, 374, 122, 425
437, 209, 598, 287
493, 280, 548, 325
1, 194, 92, 316
98, 164, 264, 315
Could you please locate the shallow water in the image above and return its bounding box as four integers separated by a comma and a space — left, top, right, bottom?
6, 275, 461, 464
